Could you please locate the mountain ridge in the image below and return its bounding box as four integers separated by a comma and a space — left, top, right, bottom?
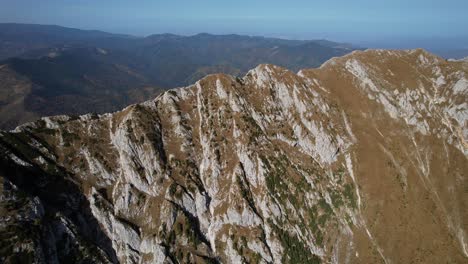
0, 23, 356, 60
0, 48, 467, 263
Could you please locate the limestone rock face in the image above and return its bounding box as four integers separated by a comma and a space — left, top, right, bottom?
0, 49, 467, 263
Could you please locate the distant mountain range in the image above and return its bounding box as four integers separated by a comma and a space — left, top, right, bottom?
0, 23, 359, 129
433, 48, 468, 60
0, 23, 134, 60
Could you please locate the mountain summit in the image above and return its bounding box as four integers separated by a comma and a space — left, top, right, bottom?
0, 49, 467, 263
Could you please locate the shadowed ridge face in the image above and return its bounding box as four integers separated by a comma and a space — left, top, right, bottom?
0, 130, 118, 263
0, 49, 467, 263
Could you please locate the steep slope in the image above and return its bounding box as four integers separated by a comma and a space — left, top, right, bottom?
0, 49, 466, 263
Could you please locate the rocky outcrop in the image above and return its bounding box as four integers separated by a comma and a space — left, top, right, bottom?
0, 49, 467, 263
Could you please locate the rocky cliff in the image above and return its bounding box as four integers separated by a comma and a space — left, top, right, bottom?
0, 49, 467, 263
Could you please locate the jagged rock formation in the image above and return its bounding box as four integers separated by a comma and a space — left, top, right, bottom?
0, 49, 467, 263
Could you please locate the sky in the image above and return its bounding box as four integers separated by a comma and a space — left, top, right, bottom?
1, 0, 467, 48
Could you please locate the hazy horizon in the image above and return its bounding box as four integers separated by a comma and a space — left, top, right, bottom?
1, 0, 468, 51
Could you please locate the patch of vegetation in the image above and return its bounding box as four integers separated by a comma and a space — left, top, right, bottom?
334, 166, 346, 184
241, 114, 263, 143
318, 198, 333, 216
261, 154, 287, 198
62, 130, 80, 143
270, 221, 321, 264
169, 182, 178, 196
305, 205, 324, 246
125, 120, 134, 134
261, 153, 315, 217
329, 189, 344, 208
343, 183, 357, 209
395, 173, 406, 190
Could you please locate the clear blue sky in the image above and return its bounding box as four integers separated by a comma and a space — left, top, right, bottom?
1, 0, 467, 47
